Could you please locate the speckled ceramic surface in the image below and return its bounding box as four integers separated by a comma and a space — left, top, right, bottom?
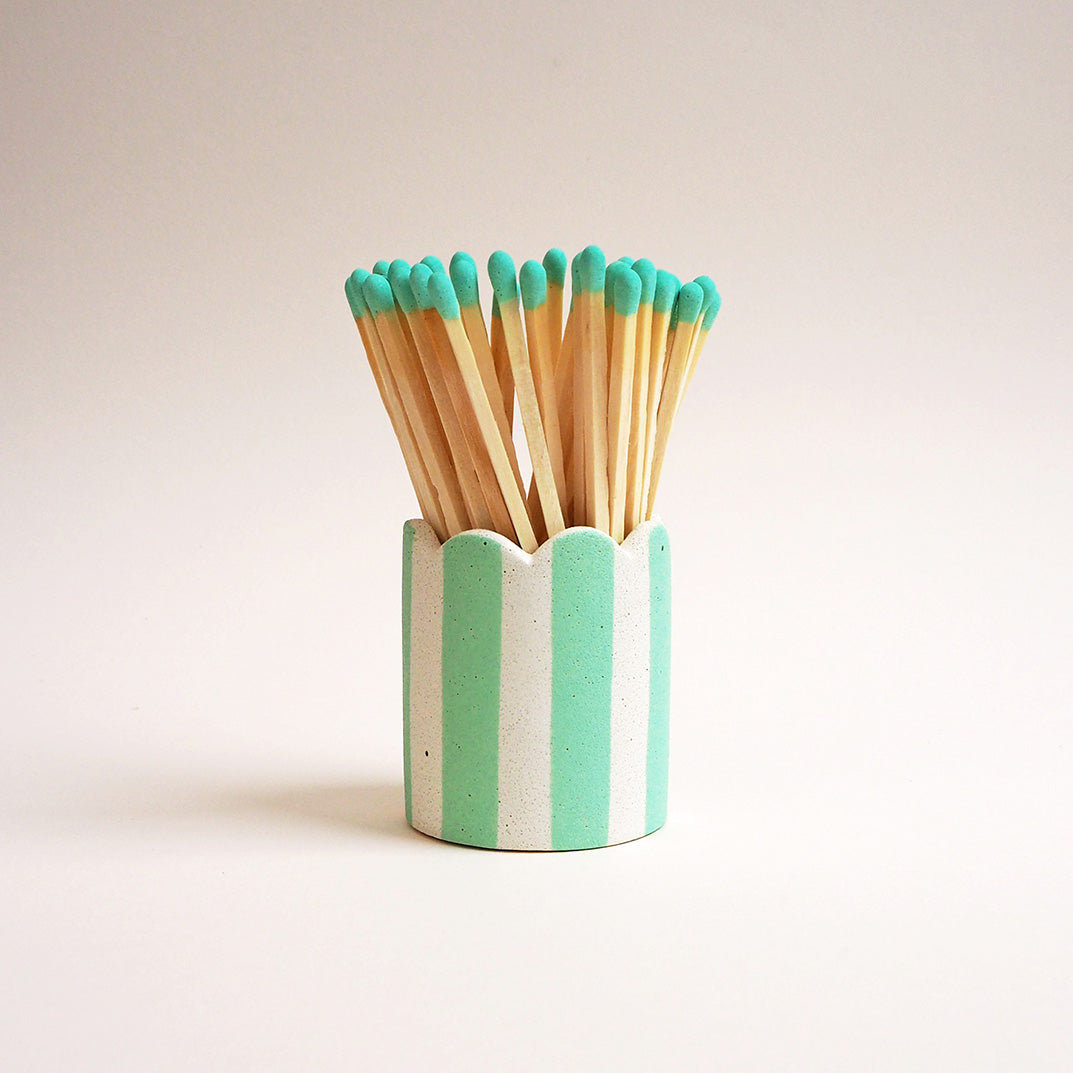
401, 518, 671, 850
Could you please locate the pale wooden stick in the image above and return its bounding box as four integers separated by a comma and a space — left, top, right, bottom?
363, 274, 470, 538
606, 268, 640, 543
625, 260, 655, 534
390, 265, 491, 531
646, 281, 705, 517
346, 273, 446, 540
411, 266, 517, 540
449, 252, 518, 470
489, 296, 514, 433
555, 300, 579, 524
640, 270, 679, 519
520, 260, 568, 511
428, 273, 539, 553
681, 277, 721, 399
575, 246, 610, 533
489, 252, 565, 538
542, 248, 567, 376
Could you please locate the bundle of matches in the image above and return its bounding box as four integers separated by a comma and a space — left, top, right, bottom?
344, 246, 720, 553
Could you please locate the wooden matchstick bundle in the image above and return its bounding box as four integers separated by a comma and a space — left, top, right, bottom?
344, 247, 720, 550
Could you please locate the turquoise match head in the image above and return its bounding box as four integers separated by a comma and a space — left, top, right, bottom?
487, 250, 519, 304
614, 268, 642, 316
372, 260, 391, 277
387, 259, 416, 313
577, 245, 607, 292
362, 272, 396, 316
345, 269, 369, 317
604, 260, 626, 307
427, 270, 461, 320
676, 281, 704, 325
542, 248, 567, 288
653, 270, 679, 315
420, 254, 445, 274
519, 259, 548, 311
409, 262, 434, 310
695, 275, 721, 329
631, 258, 656, 304
449, 251, 481, 308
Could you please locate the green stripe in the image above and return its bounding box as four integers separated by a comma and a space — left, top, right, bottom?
441, 534, 502, 847
550, 531, 615, 849
401, 521, 415, 826
646, 524, 671, 833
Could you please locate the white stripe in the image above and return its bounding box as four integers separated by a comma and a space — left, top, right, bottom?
408, 523, 443, 838
496, 544, 553, 849
607, 536, 651, 845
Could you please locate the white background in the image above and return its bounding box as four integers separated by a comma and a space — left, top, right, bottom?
3, 1, 1071, 1069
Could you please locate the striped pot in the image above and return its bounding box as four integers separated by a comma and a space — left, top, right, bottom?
401, 517, 671, 851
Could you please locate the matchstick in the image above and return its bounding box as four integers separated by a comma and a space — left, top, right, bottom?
607, 267, 641, 542
427, 271, 539, 553
410, 262, 517, 541
575, 245, 610, 533
520, 259, 568, 510
449, 252, 517, 460
387, 261, 492, 531
625, 258, 655, 534
489, 296, 514, 433
362, 273, 470, 538
346, 271, 446, 540
542, 248, 567, 374
646, 280, 704, 517
682, 276, 721, 398
640, 269, 679, 518
488, 251, 565, 538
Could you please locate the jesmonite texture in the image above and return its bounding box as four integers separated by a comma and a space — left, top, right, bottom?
402, 518, 671, 851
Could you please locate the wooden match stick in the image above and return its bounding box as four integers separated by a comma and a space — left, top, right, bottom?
625, 258, 655, 534
607, 266, 641, 542
542, 248, 567, 374
346, 271, 447, 540
388, 261, 492, 531
362, 273, 470, 538
410, 262, 517, 541
575, 245, 610, 533
488, 251, 565, 538
449, 252, 517, 463
489, 295, 514, 433
640, 270, 679, 518
682, 276, 721, 398
520, 259, 568, 511
646, 280, 704, 517
427, 271, 539, 553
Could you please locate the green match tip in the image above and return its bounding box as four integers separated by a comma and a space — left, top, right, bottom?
420, 254, 445, 274
409, 262, 434, 309
519, 259, 547, 311
362, 272, 396, 316
695, 276, 721, 329
614, 268, 642, 316
578, 245, 606, 292
487, 250, 519, 304
372, 260, 391, 277
387, 259, 416, 313
604, 261, 626, 307
676, 281, 704, 325
448, 251, 480, 307
653, 270, 679, 315
345, 269, 369, 317
631, 258, 656, 304
542, 248, 567, 288
702, 287, 722, 329
427, 270, 460, 320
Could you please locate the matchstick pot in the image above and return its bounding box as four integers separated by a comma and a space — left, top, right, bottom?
401, 518, 671, 850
